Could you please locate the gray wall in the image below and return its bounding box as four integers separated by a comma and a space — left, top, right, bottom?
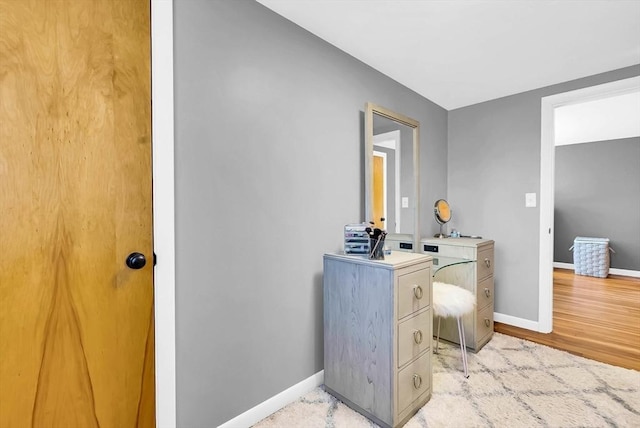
173, 1, 448, 426
554, 138, 640, 270
447, 65, 640, 322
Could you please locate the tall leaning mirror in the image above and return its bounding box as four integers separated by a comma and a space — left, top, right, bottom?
364, 102, 420, 252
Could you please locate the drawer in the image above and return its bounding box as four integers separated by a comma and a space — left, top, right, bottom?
423, 245, 474, 260
397, 309, 431, 368
397, 350, 431, 414
477, 247, 494, 280
397, 269, 430, 320
386, 238, 414, 253
476, 276, 494, 310
476, 303, 494, 340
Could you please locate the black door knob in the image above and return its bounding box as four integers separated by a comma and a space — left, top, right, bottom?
126, 252, 146, 269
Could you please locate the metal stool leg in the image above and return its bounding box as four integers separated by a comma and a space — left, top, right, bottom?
435, 316, 442, 354
456, 316, 469, 378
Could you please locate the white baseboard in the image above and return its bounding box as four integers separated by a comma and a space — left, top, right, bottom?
609, 268, 640, 278
553, 262, 640, 278
218, 370, 324, 428
494, 312, 541, 332
553, 262, 574, 270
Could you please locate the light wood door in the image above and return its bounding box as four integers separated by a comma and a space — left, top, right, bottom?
373, 153, 385, 229
0, 0, 155, 427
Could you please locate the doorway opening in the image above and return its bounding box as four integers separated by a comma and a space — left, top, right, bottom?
538, 75, 640, 333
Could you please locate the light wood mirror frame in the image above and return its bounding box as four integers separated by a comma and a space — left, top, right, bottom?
364, 102, 420, 253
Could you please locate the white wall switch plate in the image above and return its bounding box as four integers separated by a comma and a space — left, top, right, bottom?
401, 197, 409, 208
525, 192, 537, 208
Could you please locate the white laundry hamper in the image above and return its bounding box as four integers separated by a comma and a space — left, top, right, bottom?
570, 237, 613, 278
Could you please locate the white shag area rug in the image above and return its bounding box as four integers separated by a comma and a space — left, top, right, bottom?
253, 333, 640, 427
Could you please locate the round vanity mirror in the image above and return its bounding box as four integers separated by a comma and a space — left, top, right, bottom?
434, 199, 451, 238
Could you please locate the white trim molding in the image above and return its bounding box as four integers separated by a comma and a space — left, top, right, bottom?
218, 371, 325, 428
554, 262, 640, 279
494, 312, 540, 332
539, 75, 640, 335
539, 95, 555, 333
605, 268, 640, 278
554, 262, 574, 271
151, 0, 176, 427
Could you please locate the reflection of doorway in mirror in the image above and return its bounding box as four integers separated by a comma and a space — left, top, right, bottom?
374, 130, 401, 233
373, 151, 386, 230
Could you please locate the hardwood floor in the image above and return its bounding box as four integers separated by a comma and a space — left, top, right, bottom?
495, 268, 640, 371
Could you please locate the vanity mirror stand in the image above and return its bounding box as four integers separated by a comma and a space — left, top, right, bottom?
433, 199, 451, 238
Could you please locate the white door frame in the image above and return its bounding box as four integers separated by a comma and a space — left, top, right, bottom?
151, 0, 176, 426
538, 75, 640, 333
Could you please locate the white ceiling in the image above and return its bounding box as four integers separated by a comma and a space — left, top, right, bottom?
256, 0, 640, 110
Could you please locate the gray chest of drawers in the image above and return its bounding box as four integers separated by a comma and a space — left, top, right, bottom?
323, 251, 433, 428
421, 237, 495, 352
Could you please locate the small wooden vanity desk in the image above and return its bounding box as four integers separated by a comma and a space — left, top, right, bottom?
421, 237, 495, 352
323, 251, 433, 428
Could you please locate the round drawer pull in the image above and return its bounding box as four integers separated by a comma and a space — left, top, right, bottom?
484, 258, 491, 268
413, 329, 423, 344
413, 285, 423, 300
484, 318, 491, 327
413, 374, 422, 389
484, 288, 491, 298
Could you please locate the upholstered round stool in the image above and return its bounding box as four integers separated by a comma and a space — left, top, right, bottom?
432, 281, 476, 378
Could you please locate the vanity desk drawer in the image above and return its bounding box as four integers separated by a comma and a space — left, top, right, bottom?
397, 350, 431, 416
397, 308, 431, 367
398, 268, 431, 319
424, 243, 475, 260
477, 247, 494, 280
477, 276, 494, 309
476, 303, 494, 348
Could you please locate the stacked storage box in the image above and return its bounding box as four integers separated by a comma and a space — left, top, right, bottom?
571, 237, 611, 278
344, 223, 370, 256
